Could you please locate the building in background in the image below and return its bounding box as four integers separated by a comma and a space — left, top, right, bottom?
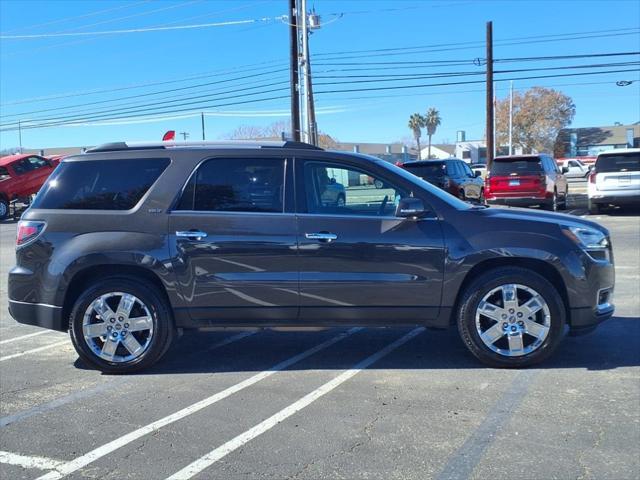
555, 123, 640, 158
419, 144, 456, 160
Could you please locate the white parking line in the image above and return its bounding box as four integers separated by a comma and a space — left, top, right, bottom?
0, 340, 69, 362
166, 327, 424, 480
1, 331, 257, 428
0, 330, 48, 345
35, 328, 362, 480
0, 450, 64, 471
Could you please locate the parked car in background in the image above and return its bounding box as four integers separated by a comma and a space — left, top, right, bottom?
8, 140, 614, 372
471, 163, 487, 179
0, 154, 58, 219
560, 159, 590, 178
401, 159, 484, 202
588, 148, 640, 214
485, 154, 569, 211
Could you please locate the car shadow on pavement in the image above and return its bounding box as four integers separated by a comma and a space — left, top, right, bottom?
83, 315, 639, 375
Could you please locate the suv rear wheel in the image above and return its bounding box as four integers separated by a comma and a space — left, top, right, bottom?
588, 198, 602, 215
69, 277, 174, 373
456, 267, 565, 368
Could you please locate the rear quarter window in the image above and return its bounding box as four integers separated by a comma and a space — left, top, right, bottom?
0, 166, 10, 180
31, 158, 169, 210
595, 153, 640, 172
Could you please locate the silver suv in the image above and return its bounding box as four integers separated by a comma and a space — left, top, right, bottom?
588, 148, 640, 214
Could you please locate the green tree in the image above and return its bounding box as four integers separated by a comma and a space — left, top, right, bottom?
408, 113, 425, 158
495, 86, 575, 154
424, 107, 441, 159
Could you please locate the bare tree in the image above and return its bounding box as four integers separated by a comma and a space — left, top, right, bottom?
496, 87, 575, 154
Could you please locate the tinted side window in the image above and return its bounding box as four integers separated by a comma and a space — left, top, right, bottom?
12, 159, 31, 175
177, 158, 285, 213
461, 162, 474, 176
302, 161, 409, 217
0, 167, 10, 179
31, 158, 169, 210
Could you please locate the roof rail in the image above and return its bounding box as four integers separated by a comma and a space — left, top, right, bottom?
85, 140, 323, 153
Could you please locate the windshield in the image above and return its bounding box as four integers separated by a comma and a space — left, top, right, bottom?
490, 157, 542, 175
402, 162, 445, 178
595, 152, 640, 172
373, 157, 472, 210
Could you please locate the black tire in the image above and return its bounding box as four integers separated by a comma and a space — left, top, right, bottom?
544, 190, 558, 211
478, 188, 485, 205
336, 194, 346, 207
459, 189, 466, 201
456, 267, 566, 368
559, 189, 568, 210
0, 198, 8, 220
588, 198, 602, 215
69, 277, 174, 373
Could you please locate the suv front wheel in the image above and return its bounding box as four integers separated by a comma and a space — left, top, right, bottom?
456, 267, 565, 368
69, 277, 174, 373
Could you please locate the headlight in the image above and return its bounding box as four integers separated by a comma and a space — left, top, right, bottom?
563, 226, 609, 250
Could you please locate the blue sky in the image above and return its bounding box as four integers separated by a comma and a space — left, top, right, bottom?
1, 0, 639, 149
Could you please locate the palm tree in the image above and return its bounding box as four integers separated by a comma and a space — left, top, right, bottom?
424, 107, 442, 159
408, 113, 425, 159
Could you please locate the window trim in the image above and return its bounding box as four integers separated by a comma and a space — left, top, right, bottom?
171, 156, 288, 214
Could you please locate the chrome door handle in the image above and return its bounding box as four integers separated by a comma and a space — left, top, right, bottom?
305, 232, 337, 242
176, 230, 208, 239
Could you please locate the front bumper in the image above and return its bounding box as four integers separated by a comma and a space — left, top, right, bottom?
8, 300, 66, 332
569, 303, 614, 335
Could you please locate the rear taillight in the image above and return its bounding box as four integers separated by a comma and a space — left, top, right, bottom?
589, 171, 597, 184
16, 220, 46, 247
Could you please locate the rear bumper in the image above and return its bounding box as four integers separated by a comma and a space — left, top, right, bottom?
588, 193, 640, 205
8, 300, 66, 332
486, 195, 549, 207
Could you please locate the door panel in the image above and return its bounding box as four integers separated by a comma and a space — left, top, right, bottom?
169, 212, 299, 323
296, 158, 445, 324
169, 156, 298, 325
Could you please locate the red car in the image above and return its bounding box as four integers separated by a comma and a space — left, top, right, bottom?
485, 154, 569, 211
0, 154, 59, 219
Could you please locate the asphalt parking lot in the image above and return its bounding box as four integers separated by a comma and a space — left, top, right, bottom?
1, 191, 638, 479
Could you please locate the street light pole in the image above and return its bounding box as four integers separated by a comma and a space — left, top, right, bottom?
508, 81, 513, 155
18, 120, 22, 152
201, 112, 206, 141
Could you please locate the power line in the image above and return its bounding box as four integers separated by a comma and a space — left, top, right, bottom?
4, 68, 637, 133
1, 68, 289, 119
0, 0, 151, 34
0, 17, 270, 39
6, 60, 634, 126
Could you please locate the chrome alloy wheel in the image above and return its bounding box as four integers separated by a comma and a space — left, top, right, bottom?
475, 284, 551, 357
82, 292, 154, 363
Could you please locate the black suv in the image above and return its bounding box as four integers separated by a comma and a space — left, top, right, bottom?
402, 159, 484, 202
8, 141, 615, 372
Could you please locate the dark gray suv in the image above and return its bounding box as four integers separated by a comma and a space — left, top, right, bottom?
8, 141, 615, 373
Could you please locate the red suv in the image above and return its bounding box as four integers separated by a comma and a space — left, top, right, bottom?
0, 154, 58, 219
485, 154, 568, 211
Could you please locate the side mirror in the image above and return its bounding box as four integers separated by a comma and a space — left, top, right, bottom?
561, 166, 569, 174
474, 170, 482, 178
396, 197, 427, 218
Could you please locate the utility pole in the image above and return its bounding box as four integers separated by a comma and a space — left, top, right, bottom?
201, 112, 206, 140
508, 81, 513, 155
288, 0, 301, 141
486, 21, 494, 168
300, 0, 311, 144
